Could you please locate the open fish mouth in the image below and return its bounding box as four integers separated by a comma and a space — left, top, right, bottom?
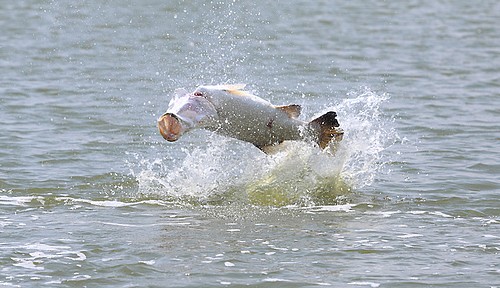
158, 113, 182, 142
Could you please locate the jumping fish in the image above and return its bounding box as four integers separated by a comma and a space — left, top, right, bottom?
157, 84, 343, 153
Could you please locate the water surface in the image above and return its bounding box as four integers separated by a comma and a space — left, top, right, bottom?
1, 1, 499, 287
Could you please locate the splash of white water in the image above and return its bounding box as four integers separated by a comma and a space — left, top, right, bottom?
334, 87, 394, 189
131, 87, 395, 206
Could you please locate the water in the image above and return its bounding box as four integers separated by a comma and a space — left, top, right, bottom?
1, 0, 499, 287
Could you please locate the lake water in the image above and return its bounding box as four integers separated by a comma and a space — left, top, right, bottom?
1, 0, 499, 287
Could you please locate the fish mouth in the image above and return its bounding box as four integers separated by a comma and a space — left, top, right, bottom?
158, 113, 182, 142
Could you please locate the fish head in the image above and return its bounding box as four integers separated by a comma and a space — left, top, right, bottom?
158, 89, 218, 142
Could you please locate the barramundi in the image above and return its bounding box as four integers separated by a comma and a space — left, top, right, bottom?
157, 84, 343, 153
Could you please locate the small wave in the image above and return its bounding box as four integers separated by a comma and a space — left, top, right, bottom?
8, 242, 87, 273
0, 195, 45, 207
57, 197, 172, 208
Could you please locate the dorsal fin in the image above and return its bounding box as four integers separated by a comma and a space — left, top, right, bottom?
225, 88, 252, 96
212, 84, 253, 97
216, 84, 246, 90
275, 104, 302, 118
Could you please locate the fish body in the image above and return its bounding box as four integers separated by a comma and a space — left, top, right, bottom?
158, 84, 343, 152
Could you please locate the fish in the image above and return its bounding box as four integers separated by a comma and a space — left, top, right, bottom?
157, 84, 343, 153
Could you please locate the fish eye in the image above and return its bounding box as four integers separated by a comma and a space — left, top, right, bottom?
194, 91, 203, 96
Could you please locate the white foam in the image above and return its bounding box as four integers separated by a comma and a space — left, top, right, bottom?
304, 204, 356, 213
397, 233, 424, 238
8, 242, 88, 274
57, 197, 171, 208
0, 195, 43, 207
139, 260, 156, 265
408, 210, 454, 218
24, 243, 71, 251
262, 278, 292, 283
348, 281, 381, 288
11, 258, 44, 270
224, 261, 235, 267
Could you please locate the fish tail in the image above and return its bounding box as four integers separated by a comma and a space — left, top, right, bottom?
308, 111, 344, 149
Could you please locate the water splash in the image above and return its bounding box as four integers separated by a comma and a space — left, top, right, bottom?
159, 1, 281, 89
334, 87, 395, 189
130, 87, 396, 206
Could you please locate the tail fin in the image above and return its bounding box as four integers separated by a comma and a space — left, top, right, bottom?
309, 111, 344, 149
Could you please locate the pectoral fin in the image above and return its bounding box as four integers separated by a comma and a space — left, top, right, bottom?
275, 104, 301, 118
